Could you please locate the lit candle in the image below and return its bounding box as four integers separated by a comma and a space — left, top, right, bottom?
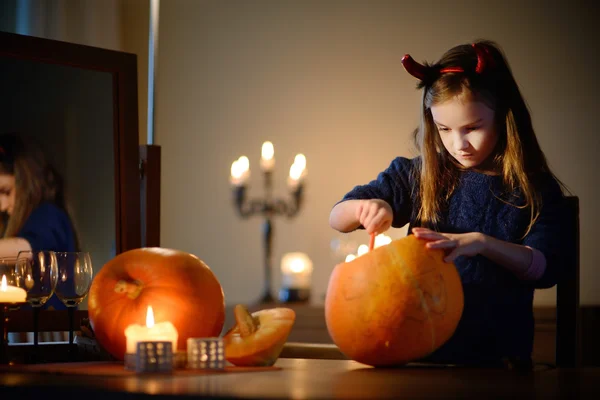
280, 252, 313, 290
260, 141, 275, 171
230, 155, 250, 186
124, 305, 179, 355
0, 274, 26, 303
287, 153, 307, 189
374, 234, 392, 248
357, 244, 369, 257
345, 254, 356, 262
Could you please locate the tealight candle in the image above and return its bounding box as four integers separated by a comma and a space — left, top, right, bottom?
124, 305, 178, 355
0, 275, 26, 303
280, 252, 313, 290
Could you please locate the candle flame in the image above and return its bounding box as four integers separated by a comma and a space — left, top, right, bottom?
261, 141, 274, 160
237, 156, 249, 171
289, 163, 303, 180
374, 234, 392, 248
290, 258, 305, 273
357, 244, 369, 257
293, 153, 306, 170
231, 160, 243, 178
146, 305, 155, 328
1, 275, 6, 292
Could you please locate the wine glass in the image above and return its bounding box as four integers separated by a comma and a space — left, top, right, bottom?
16, 250, 58, 352
53, 252, 93, 347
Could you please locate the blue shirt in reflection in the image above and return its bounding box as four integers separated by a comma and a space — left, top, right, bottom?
17, 202, 77, 310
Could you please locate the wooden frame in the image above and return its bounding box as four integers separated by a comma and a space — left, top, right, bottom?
0, 31, 141, 253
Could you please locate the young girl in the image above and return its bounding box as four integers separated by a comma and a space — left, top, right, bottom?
0, 132, 79, 310
329, 40, 569, 367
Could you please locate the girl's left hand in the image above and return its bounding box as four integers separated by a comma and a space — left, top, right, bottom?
411, 227, 487, 263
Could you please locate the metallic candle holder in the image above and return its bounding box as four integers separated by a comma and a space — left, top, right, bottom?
135, 341, 173, 373
187, 337, 225, 370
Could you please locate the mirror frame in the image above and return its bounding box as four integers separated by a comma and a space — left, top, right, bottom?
0, 30, 141, 253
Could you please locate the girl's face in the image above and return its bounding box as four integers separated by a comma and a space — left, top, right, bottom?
430, 97, 498, 170
0, 174, 16, 216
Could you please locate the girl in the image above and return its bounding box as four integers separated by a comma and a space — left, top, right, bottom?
329, 40, 570, 367
0, 132, 79, 310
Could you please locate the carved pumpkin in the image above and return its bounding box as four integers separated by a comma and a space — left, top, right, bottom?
88, 248, 225, 360
223, 305, 295, 366
325, 235, 464, 367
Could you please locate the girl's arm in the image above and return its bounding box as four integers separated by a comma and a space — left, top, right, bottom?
480, 235, 541, 279
330, 199, 394, 234
0, 237, 32, 259
413, 228, 542, 280
329, 200, 362, 232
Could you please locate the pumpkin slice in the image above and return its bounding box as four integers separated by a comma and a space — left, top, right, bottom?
223, 304, 295, 366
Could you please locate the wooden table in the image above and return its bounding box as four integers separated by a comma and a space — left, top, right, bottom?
1, 358, 599, 399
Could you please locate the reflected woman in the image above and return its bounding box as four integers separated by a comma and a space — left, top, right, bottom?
0, 132, 79, 310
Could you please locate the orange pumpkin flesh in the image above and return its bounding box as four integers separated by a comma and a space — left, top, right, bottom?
88, 248, 225, 361
325, 235, 464, 367
223, 305, 295, 366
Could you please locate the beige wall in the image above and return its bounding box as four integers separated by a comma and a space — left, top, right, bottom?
153, 0, 599, 307
5, 1, 597, 307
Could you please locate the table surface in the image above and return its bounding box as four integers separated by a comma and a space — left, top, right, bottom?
1, 358, 599, 399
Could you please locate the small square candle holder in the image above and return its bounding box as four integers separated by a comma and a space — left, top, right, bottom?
187, 337, 225, 370
132, 341, 173, 373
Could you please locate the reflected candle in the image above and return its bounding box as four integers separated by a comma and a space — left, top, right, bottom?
0, 274, 26, 303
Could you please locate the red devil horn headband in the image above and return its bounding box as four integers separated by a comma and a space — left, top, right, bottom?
402, 43, 494, 82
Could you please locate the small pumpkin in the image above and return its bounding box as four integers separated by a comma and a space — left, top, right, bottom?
223, 304, 295, 366
88, 248, 225, 360
325, 234, 464, 367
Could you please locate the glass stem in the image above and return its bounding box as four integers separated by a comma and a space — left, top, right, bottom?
68, 307, 75, 345
33, 307, 40, 347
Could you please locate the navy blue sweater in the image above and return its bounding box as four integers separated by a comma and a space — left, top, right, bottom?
17, 202, 78, 310
340, 156, 569, 365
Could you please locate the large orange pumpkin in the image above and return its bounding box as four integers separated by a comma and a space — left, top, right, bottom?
325, 234, 464, 367
88, 248, 225, 360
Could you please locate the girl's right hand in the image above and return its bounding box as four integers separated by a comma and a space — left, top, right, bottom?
355, 199, 393, 235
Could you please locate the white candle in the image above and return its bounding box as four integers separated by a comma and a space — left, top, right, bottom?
260, 141, 275, 171
124, 305, 179, 354
287, 153, 307, 189
280, 252, 313, 289
230, 155, 250, 186
0, 275, 26, 303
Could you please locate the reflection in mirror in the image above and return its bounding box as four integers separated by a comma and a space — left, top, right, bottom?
0, 56, 116, 309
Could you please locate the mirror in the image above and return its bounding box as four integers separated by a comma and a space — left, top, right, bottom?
0, 31, 142, 281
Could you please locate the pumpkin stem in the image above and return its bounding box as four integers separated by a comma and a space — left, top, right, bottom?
234, 304, 259, 337
114, 280, 144, 299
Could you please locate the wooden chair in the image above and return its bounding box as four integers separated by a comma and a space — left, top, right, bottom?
555, 195, 581, 368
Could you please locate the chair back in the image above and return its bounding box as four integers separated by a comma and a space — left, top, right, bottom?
555, 195, 581, 368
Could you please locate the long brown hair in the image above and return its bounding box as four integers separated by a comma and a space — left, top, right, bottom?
0, 133, 80, 248
408, 39, 566, 234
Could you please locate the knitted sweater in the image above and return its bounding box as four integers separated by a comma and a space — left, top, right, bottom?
339, 156, 569, 365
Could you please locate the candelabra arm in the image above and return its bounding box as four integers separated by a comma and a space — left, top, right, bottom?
234, 185, 264, 218
285, 183, 304, 218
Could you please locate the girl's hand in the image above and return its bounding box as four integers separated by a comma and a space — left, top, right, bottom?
412, 227, 487, 263
355, 199, 393, 235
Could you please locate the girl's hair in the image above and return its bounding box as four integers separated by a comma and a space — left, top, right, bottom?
0, 132, 80, 249
405, 39, 566, 234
